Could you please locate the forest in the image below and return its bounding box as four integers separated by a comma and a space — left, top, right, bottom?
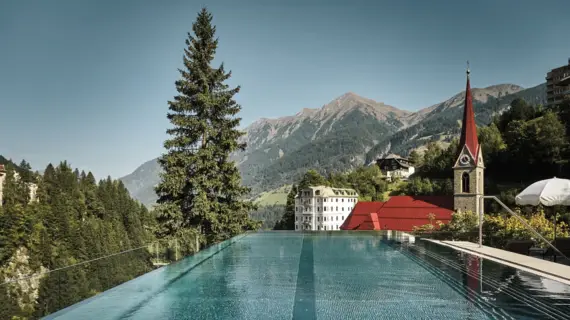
0, 160, 156, 319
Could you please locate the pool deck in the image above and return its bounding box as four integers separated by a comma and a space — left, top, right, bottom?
425, 239, 570, 286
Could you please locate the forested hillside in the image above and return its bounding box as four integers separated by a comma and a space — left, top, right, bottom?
363, 83, 546, 162
0, 161, 155, 319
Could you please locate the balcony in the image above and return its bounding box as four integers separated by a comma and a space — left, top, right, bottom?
559, 76, 570, 86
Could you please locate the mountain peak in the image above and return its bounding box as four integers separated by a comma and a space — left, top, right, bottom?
338, 91, 359, 99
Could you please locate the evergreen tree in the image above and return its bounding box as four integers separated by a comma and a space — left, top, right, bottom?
297, 169, 328, 190
155, 8, 259, 245
274, 185, 297, 230
408, 150, 422, 167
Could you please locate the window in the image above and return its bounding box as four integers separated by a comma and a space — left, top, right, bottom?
296, 207, 298, 212
336, 216, 338, 221
342, 199, 344, 202
316, 190, 320, 196
324, 226, 327, 230
462, 172, 470, 193
324, 207, 327, 211
342, 216, 344, 220
317, 207, 320, 212
342, 207, 344, 211
295, 216, 298, 221
336, 206, 338, 211
295, 225, 298, 230
336, 198, 338, 202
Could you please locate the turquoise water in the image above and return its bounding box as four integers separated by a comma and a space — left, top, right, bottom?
45, 232, 570, 320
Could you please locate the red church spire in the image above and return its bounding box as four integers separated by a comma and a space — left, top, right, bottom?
459, 62, 479, 160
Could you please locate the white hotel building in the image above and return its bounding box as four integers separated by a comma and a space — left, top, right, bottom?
294, 186, 358, 231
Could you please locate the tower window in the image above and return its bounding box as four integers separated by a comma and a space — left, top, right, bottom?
462, 172, 470, 193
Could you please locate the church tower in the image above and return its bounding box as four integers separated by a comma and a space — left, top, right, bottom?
453, 64, 484, 214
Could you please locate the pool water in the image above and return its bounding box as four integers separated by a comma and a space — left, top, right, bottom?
45, 231, 570, 320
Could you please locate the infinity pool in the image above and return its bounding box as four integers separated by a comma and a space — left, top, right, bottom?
45, 231, 570, 320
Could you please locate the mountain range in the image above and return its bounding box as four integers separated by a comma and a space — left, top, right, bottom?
120, 82, 546, 207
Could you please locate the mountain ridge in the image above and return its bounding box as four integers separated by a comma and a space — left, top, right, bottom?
120, 82, 546, 207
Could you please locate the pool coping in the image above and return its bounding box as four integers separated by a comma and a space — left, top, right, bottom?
425, 239, 570, 286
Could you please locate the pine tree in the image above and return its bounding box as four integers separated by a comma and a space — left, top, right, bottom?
155, 8, 259, 245
274, 185, 297, 230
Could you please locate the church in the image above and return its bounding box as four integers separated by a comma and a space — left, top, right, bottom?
341, 67, 484, 231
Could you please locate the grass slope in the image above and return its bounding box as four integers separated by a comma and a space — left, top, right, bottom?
254, 185, 292, 206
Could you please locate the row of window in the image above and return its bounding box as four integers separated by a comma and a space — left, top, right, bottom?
295, 224, 341, 230
296, 197, 356, 203
296, 206, 353, 212
296, 215, 345, 222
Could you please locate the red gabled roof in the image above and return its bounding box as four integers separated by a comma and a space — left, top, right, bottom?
340, 201, 384, 230
341, 196, 454, 232
381, 196, 453, 209
376, 196, 454, 232
459, 68, 480, 162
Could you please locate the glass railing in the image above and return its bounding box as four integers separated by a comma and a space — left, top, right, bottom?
0, 236, 199, 320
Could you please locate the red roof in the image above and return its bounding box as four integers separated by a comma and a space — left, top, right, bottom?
459, 70, 480, 162
340, 202, 384, 230
341, 196, 454, 232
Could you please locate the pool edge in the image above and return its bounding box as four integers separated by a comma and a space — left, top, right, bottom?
424, 239, 570, 286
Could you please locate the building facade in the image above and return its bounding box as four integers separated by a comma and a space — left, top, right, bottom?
376, 154, 415, 181
294, 186, 358, 231
546, 59, 570, 108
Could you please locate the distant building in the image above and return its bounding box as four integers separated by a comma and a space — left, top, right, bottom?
546, 58, 570, 107
294, 186, 358, 231
342, 65, 484, 231
0, 164, 38, 206
376, 154, 415, 181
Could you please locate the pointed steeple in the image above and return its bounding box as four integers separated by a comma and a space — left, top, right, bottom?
459, 61, 479, 161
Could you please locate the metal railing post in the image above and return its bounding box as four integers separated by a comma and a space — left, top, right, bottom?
484, 195, 568, 261
479, 195, 484, 248
175, 239, 179, 261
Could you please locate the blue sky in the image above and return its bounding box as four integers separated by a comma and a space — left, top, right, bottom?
1, 0, 569, 179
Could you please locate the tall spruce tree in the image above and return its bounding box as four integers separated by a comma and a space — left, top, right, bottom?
274, 185, 297, 230
155, 8, 259, 245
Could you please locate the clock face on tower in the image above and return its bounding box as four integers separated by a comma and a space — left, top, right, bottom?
459, 154, 470, 166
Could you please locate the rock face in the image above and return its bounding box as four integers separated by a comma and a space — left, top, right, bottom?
1, 247, 48, 311
121, 84, 546, 207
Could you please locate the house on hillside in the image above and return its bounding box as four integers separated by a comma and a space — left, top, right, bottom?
294, 186, 358, 231
376, 154, 415, 181
0, 164, 38, 206
342, 66, 484, 232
